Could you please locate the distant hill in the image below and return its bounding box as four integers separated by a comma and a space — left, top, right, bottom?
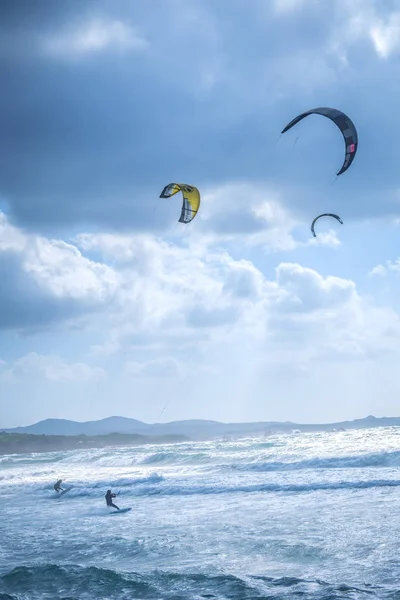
3, 414, 400, 440
6, 416, 149, 436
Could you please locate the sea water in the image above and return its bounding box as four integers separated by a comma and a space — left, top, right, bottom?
1, 427, 400, 599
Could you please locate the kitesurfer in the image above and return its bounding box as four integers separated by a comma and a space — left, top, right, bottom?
54, 479, 64, 493
105, 489, 120, 510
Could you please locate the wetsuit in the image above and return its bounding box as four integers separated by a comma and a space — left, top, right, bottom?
105, 490, 120, 510
54, 480, 63, 492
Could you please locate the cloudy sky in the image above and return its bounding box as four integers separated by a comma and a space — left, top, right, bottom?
2, 0, 400, 428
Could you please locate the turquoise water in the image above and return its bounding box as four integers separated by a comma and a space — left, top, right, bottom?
1, 428, 400, 599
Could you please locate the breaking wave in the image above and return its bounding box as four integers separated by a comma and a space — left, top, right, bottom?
0, 564, 388, 600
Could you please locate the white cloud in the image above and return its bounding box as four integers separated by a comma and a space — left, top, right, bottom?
1, 210, 397, 376
369, 258, 400, 277
267, 263, 400, 367
275, 263, 355, 312
369, 264, 388, 277
74, 229, 400, 377
0, 212, 122, 331
222, 258, 265, 299
0, 353, 106, 382
3, 208, 400, 424
313, 301, 400, 363
0, 213, 26, 253
23, 237, 119, 301
74, 230, 267, 350
370, 12, 400, 59
43, 19, 148, 58
326, 1, 400, 62
308, 231, 341, 248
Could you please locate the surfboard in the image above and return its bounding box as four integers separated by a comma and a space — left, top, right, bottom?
59, 485, 73, 496
109, 507, 132, 514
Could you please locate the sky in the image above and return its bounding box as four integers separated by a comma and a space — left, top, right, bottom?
2, 0, 400, 428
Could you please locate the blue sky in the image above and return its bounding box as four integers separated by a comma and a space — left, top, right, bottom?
2, 0, 400, 427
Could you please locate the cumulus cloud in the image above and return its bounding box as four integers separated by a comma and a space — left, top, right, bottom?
370, 11, 400, 59
0, 206, 389, 350
23, 238, 119, 301
74, 229, 267, 348
369, 258, 400, 277
0, 212, 119, 331
0, 213, 26, 252
1, 209, 397, 379
0, 353, 105, 382
369, 264, 388, 277
312, 300, 400, 364
266, 262, 400, 368
222, 258, 265, 299
70, 227, 400, 377
324, 1, 400, 62
3, 208, 400, 424
275, 263, 355, 312
308, 230, 341, 247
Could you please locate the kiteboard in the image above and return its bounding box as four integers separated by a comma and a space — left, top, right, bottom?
59, 485, 73, 496
109, 507, 132, 515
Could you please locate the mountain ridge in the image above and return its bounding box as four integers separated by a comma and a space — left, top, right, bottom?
2, 414, 399, 440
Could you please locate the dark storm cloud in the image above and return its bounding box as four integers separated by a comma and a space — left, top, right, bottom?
1, 0, 400, 236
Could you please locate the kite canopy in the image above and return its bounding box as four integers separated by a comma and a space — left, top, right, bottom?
311, 213, 343, 237
281, 107, 358, 175
159, 183, 201, 224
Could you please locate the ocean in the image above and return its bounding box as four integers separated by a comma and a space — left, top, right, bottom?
1, 427, 400, 599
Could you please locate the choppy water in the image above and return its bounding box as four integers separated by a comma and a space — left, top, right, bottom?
1, 428, 400, 599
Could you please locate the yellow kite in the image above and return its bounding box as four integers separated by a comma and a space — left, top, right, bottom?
160, 183, 201, 224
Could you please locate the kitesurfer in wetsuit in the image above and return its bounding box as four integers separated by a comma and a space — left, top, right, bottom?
54, 479, 64, 493
105, 489, 120, 510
